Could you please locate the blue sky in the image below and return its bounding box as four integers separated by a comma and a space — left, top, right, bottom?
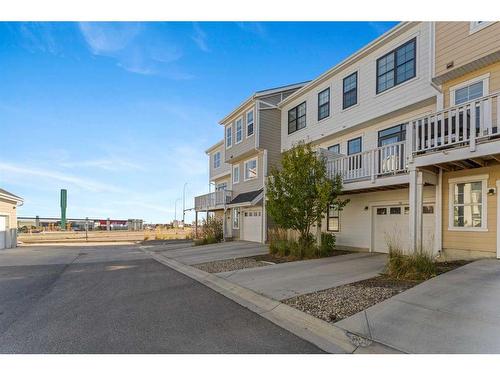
0, 21, 397, 223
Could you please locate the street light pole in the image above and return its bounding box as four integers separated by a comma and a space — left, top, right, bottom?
182, 182, 188, 226
174, 198, 182, 226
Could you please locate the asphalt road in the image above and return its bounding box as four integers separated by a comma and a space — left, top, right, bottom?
0, 243, 322, 353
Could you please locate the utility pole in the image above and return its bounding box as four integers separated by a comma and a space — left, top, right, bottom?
174, 198, 182, 227
182, 182, 188, 227
85, 217, 89, 242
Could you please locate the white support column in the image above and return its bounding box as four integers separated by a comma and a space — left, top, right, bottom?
434, 168, 443, 255
409, 166, 423, 253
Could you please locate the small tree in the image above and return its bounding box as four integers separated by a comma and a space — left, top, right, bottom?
266, 142, 348, 245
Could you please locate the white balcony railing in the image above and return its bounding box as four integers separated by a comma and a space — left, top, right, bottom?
409, 92, 500, 156
326, 141, 407, 182
194, 190, 232, 211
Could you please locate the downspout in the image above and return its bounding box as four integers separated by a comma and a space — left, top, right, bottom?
262, 149, 268, 244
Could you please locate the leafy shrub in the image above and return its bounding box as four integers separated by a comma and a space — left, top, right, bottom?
194, 216, 223, 246
319, 232, 336, 257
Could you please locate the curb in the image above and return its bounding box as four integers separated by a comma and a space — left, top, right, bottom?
145, 250, 403, 354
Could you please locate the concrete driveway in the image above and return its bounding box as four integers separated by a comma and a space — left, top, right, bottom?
152, 241, 268, 265
217, 252, 387, 300
335, 259, 500, 353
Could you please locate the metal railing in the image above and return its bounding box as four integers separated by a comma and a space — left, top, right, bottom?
409, 92, 500, 155
326, 141, 407, 182
194, 190, 232, 211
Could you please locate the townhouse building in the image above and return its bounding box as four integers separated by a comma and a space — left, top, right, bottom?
278, 21, 500, 259
0, 188, 23, 249
195, 82, 307, 242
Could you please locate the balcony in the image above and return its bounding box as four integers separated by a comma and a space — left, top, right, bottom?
326, 141, 407, 185
194, 190, 232, 211
409, 92, 500, 164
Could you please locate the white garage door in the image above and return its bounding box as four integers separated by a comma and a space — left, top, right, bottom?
242, 209, 262, 242
0, 216, 6, 250
373, 204, 435, 253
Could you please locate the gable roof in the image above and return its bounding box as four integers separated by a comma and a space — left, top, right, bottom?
218, 81, 310, 125
0, 188, 23, 203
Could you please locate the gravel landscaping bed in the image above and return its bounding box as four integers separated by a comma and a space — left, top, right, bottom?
283, 260, 471, 323
193, 257, 270, 273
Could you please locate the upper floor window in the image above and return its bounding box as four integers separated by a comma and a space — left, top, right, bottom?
454, 81, 484, 105
246, 110, 254, 137
318, 88, 330, 120
213, 151, 221, 169
470, 21, 494, 34
328, 144, 340, 154
378, 124, 406, 146
216, 182, 227, 191
233, 165, 240, 184
377, 38, 416, 94
235, 118, 243, 144
343, 72, 358, 109
244, 158, 258, 181
347, 137, 362, 155
288, 102, 306, 134
226, 126, 232, 148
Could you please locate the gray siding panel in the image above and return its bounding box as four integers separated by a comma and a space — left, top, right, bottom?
231, 153, 263, 196
259, 108, 283, 171
224, 108, 256, 163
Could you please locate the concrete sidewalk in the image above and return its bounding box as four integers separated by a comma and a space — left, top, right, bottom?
152, 241, 268, 265
335, 259, 500, 353
217, 252, 386, 300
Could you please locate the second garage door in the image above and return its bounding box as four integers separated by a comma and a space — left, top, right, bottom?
242, 209, 262, 242
372, 204, 435, 253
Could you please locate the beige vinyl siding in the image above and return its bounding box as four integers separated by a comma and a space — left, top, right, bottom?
315, 101, 436, 154
208, 143, 231, 182
230, 152, 263, 196
281, 22, 436, 152
213, 176, 231, 191
442, 165, 500, 254
0, 199, 17, 231
258, 108, 282, 170
435, 22, 500, 78
442, 61, 500, 108
320, 187, 435, 252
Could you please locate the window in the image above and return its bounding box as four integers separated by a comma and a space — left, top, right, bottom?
376, 208, 387, 215
451, 179, 486, 229
235, 118, 243, 144
470, 21, 494, 34
226, 126, 232, 148
328, 144, 340, 154
347, 137, 362, 155
343, 72, 358, 109
378, 124, 406, 146
213, 152, 221, 169
327, 204, 340, 232
216, 182, 227, 191
377, 38, 416, 94
318, 88, 330, 120
347, 137, 362, 170
288, 102, 306, 134
244, 158, 258, 181
232, 165, 240, 184
390, 207, 401, 215
423, 205, 434, 214
246, 110, 254, 137
454, 81, 484, 105
232, 208, 240, 229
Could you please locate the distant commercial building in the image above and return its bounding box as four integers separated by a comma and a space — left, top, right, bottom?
1, 188, 24, 249
17, 216, 144, 232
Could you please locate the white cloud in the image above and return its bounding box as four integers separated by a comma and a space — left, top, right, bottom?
58, 158, 145, 172
0, 161, 123, 193
78, 22, 188, 79
236, 22, 267, 38
191, 23, 210, 52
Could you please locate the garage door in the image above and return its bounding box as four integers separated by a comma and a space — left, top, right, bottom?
372, 204, 435, 253
0, 216, 6, 250
242, 209, 262, 242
